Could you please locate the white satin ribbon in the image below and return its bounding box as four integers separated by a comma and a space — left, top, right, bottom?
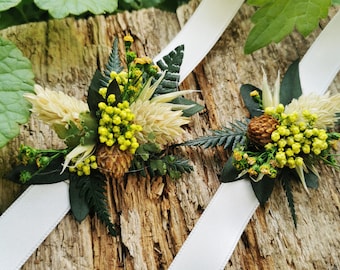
153, 0, 244, 83
0, 0, 241, 269
0, 183, 70, 270
1, 2, 338, 269
169, 181, 258, 270
169, 9, 340, 270
299, 11, 340, 95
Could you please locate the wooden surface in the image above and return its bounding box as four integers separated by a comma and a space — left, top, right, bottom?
0, 1, 339, 269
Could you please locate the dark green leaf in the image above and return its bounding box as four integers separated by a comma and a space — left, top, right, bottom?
156, 0, 189, 11
0, 11, 19, 30
106, 79, 122, 105
281, 170, 297, 228
250, 175, 275, 205
220, 158, 240, 183
172, 96, 204, 117
88, 70, 106, 114
7, 155, 69, 184
53, 121, 82, 148
305, 171, 319, 189
130, 143, 191, 180
118, 0, 189, 12
0, 0, 50, 30
280, 60, 302, 105
69, 176, 90, 222
240, 84, 263, 117
87, 40, 123, 116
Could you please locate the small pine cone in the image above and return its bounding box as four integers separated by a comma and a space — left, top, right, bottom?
247, 114, 279, 146
96, 144, 133, 179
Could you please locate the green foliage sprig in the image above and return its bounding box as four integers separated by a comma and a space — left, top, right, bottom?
184, 120, 249, 150
0, 0, 189, 30
1, 0, 339, 55
245, 0, 339, 54
0, 37, 35, 148
130, 143, 193, 179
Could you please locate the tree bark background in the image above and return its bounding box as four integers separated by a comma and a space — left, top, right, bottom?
0, 1, 339, 269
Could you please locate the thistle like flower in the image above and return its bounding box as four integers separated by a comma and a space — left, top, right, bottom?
24, 84, 89, 129
284, 93, 340, 129
130, 72, 197, 147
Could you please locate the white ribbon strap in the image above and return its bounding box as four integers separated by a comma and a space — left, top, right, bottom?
0, 0, 241, 269
299, 11, 340, 95
169, 181, 258, 270
169, 9, 340, 270
0, 183, 70, 270
154, 0, 244, 83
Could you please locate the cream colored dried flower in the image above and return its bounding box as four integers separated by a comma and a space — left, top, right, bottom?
284, 93, 340, 129
62, 144, 95, 173
261, 68, 280, 109
24, 84, 89, 129
130, 72, 197, 147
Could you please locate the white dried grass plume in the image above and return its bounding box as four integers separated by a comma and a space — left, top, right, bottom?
261, 68, 280, 109
284, 93, 340, 129
130, 99, 191, 146
24, 84, 89, 128
130, 72, 197, 147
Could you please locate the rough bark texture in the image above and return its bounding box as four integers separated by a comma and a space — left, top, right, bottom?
1, 1, 339, 269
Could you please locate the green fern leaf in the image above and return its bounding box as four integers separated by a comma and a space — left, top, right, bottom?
154, 45, 183, 95
76, 172, 117, 235
88, 175, 116, 235
184, 120, 249, 150
102, 38, 124, 87
162, 155, 193, 180
153, 45, 203, 116
88, 39, 124, 115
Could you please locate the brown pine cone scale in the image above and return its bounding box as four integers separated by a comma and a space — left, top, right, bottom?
247, 114, 279, 146
96, 144, 133, 179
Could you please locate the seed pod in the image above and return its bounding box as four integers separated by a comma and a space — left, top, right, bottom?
96, 144, 133, 179
247, 114, 279, 146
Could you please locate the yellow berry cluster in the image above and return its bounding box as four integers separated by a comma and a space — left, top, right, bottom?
265, 105, 329, 169
69, 155, 98, 176
232, 149, 278, 179
110, 70, 142, 94
97, 93, 142, 154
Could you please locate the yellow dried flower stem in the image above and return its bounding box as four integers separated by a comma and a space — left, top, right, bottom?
69, 155, 98, 176
97, 95, 142, 154
232, 146, 278, 180
124, 35, 134, 43
264, 106, 330, 172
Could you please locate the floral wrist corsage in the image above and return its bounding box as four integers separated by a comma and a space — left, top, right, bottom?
186, 61, 340, 226
8, 36, 203, 234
